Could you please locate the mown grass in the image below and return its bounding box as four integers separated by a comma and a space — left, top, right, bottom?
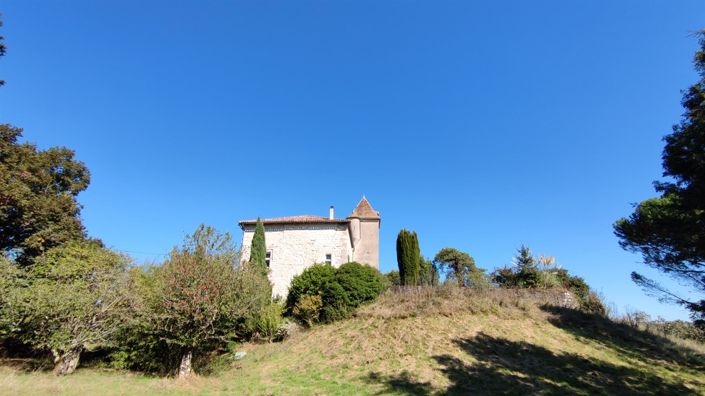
2, 287, 704, 395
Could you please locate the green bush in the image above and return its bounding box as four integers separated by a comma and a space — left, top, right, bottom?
285, 263, 336, 315
286, 262, 385, 325
335, 262, 386, 308
292, 295, 323, 327
385, 270, 401, 286
244, 302, 284, 342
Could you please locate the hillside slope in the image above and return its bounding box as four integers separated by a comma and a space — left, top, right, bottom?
2, 288, 704, 395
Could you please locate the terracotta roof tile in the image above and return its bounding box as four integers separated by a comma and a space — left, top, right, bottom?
348, 196, 380, 219
239, 215, 349, 227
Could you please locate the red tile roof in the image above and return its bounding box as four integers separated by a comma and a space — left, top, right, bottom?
239, 215, 349, 227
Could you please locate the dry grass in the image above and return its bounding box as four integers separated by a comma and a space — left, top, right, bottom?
2, 287, 704, 395
357, 285, 576, 319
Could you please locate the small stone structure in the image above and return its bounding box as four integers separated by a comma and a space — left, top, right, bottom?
239, 197, 380, 297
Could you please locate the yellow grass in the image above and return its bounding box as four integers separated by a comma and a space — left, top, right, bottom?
2, 287, 704, 395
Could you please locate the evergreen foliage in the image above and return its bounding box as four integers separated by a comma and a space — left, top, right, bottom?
493, 246, 605, 314
396, 229, 420, 286
614, 32, 705, 324
286, 262, 385, 325
419, 257, 440, 286
433, 247, 489, 288
249, 218, 268, 276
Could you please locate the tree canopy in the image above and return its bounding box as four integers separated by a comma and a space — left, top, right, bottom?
433, 247, 488, 288
0, 124, 91, 264
151, 225, 270, 378
18, 241, 133, 375
614, 32, 705, 324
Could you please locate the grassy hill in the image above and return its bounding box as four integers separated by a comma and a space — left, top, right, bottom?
2, 287, 704, 395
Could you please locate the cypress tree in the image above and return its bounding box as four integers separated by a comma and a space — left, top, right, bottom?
396, 229, 420, 286
249, 218, 268, 276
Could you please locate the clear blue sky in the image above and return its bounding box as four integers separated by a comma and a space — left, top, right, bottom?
1, 1, 703, 320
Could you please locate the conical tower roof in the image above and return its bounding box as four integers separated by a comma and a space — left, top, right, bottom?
348, 196, 380, 219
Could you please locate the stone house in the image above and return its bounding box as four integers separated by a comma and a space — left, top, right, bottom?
239, 197, 380, 297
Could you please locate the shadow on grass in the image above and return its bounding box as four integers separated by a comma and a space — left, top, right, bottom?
541, 305, 705, 370
368, 307, 704, 395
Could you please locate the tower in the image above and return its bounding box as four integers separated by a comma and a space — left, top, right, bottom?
348, 196, 380, 269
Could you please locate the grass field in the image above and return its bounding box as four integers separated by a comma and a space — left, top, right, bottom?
2, 288, 704, 395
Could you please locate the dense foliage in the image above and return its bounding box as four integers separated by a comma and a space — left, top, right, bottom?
0, 124, 91, 265
286, 262, 385, 325
419, 257, 440, 286
396, 229, 420, 285
493, 245, 605, 314
148, 225, 271, 378
14, 241, 133, 375
614, 32, 705, 324
249, 218, 268, 277
433, 247, 489, 288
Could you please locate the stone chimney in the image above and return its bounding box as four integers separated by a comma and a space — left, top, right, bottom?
329, 206, 334, 220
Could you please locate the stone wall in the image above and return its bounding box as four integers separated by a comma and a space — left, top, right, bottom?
240, 223, 353, 297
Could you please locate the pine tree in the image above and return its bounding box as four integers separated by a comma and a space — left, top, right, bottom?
396, 229, 420, 286
514, 244, 536, 271
249, 218, 268, 276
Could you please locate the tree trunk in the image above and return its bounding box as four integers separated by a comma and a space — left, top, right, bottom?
53, 347, 82, 376
178, 350, 193, 379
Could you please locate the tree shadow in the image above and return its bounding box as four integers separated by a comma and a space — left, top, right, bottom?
540, 305, 705, 371
367, 307, 704, 395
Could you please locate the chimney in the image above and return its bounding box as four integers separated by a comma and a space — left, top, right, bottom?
329, 206, 334, 220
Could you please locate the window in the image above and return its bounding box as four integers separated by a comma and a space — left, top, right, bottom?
325, 254, 332, 264
266, 250, 272, 267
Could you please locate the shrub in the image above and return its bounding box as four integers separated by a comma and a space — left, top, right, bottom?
285, 263, 336, 315
335, 262, 385, 308
244, 302, 284, 342
286, 262, 385, 325
292, 295, 323, 327
385, 270, 401, 286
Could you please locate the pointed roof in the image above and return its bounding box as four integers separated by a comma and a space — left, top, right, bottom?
348, 196, 380, 219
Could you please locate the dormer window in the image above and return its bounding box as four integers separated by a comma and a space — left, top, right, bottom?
325, 254, 332, 264
266, 250, 272, 267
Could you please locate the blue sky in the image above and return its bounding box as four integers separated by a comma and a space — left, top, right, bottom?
1, 1, 703, 320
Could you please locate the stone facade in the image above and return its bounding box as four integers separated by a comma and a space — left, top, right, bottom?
239, 197, 380, 298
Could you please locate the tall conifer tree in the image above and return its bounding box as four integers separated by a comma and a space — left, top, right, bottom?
396, 229, 420, 286
249, 218, 268, 276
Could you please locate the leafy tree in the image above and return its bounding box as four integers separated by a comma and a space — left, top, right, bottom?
0, 125, 91, 265
249, 218, 268, 276
614, 32, 705, 324
419, 256, 439, 286
396, 229, 420, 286
151, 225, 270, 378
18, 241, 132, 375
433, 247, 489, 288
0, 256, 27, 340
